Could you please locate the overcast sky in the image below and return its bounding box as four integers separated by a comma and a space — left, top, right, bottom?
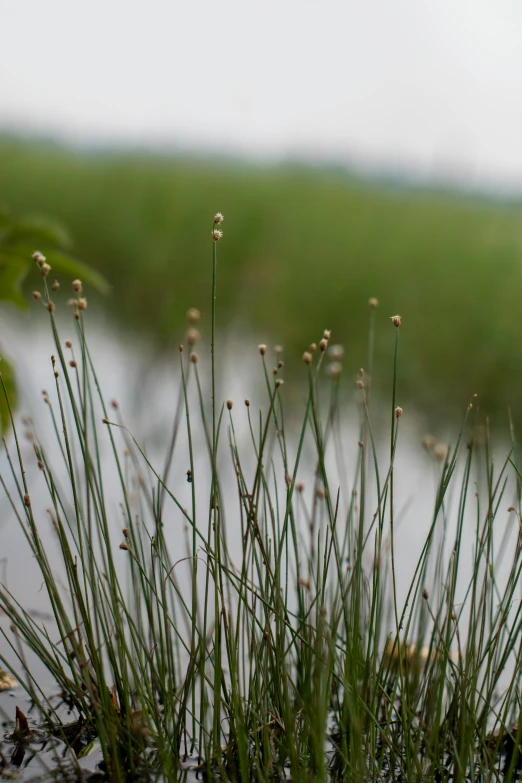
2, 0, 522, 190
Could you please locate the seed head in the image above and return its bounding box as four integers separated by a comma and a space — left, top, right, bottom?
258, 344, 267, 356
319, 339, 328, 352
328, 344, 344, 360
245, 399, 250, 407
77, 298, 87, 311
323, 329, 331, 340
368, 297, 379, 309
422, 588, 429, 600
390, 314, 402, 328
302, 351, 312, 365
65, 340, 72, 348
69, 360, 77, 368
434, 443, 448, 462
187, 308, 200, 324
395, 406, 403, 418
72, 279, 82, 293
32, 291, 42, 301
37, 460, 45, 471
122, 528, 130, 538
189, 352, 199, 364
309, 342, 317, 353
275, 378, 283, 388
327, 362, 342, 379
119, 542, 131, 551
51, 280, 60, 291
214, 212, 224, 225
41, 263, 51, 277
32, 251, 46, 265
296, 481, 304, 493
226, 399, 233, 410
212, 229, 223, 242
47, 301, 56, 312
24, 494, 31, 508
422, 434, 436, 451
274, 345, 283, 355
186, 328, 199, 346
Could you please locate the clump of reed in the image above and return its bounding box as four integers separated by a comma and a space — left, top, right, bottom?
2, 217, 522, 782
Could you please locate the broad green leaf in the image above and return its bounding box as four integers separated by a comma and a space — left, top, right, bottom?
0, 211, 14, 245
42, 249, 110, 294
0, 350, 17, 435
0, 256, 30, 310
3, 216, 72, 250
3, 244, 110, 295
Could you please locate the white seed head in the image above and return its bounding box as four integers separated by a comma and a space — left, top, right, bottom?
434, 443, 448, 462
422, 434, 436, 451
327, 362, 343, 379
186, 328, 199, 346
187, 308, 200, 324
328, 344, 344, 360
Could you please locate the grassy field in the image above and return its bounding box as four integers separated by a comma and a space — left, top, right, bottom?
1, 136, 522, 421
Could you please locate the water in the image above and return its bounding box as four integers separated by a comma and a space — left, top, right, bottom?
0, 308, 518, 779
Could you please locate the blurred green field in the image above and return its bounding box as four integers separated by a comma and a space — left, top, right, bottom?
1, 136, 522, 422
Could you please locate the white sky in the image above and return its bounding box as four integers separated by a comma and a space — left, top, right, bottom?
1, 0, 522, 189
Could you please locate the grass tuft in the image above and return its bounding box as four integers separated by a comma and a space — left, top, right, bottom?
1, 218, 522, 781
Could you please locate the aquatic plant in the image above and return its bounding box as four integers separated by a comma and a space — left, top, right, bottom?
1, 216, 522, 781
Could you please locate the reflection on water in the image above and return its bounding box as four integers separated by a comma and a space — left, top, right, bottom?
0, 307, 520, 752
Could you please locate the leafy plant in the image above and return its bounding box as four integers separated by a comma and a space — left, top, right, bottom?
0, 206, 109, 432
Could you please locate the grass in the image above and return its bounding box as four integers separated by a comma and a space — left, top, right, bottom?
2, 217, 522, 781
3, 135, 522, 418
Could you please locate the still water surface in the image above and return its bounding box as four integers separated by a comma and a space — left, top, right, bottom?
0, 309, 518, 778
